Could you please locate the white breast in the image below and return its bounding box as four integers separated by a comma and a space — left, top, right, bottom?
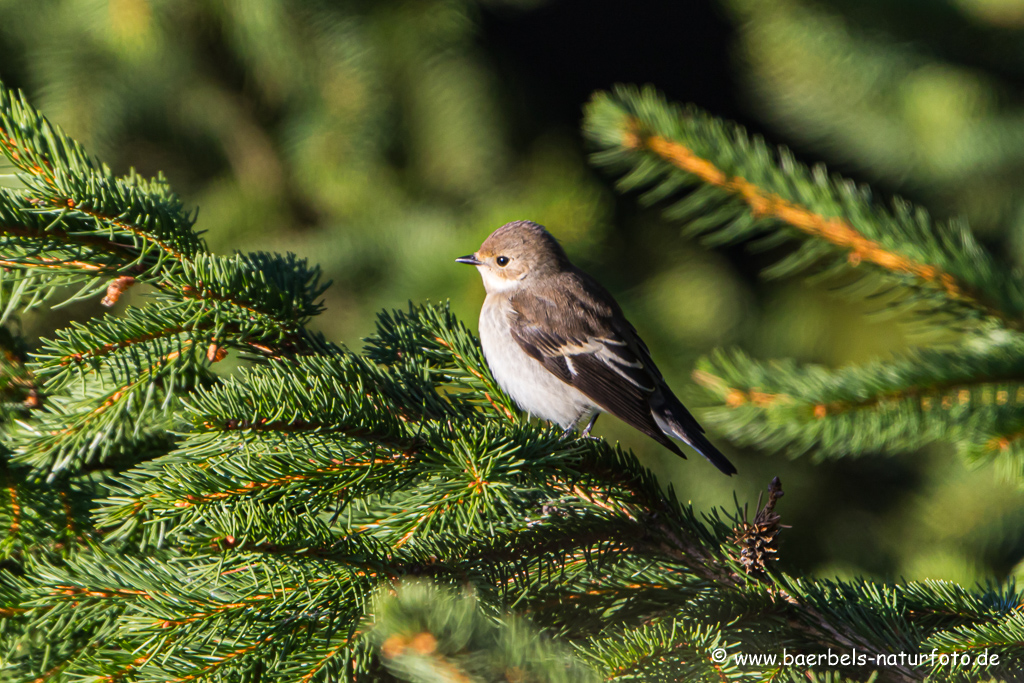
478, 294, 597, 429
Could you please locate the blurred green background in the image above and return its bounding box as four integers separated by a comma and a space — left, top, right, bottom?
1, 0, 1023, 584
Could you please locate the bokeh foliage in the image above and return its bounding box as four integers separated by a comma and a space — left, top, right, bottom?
0, 0, 1021, 590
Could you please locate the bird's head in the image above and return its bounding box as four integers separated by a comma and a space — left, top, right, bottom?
456, 220, 570, 293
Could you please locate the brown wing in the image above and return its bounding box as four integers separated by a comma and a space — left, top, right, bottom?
507, 271, 685, 455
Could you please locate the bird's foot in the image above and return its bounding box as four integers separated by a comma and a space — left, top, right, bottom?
559, 430, 602, 443
560, 414, 601, 442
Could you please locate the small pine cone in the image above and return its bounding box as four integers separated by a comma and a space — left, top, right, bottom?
733, 476, 786, 577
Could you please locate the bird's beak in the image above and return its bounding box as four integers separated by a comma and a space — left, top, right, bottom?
455, 254, 483, 266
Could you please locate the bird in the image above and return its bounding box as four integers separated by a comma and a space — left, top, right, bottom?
456, 220, 736, 475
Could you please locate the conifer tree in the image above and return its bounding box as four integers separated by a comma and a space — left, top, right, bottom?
0, 79, 1022, 683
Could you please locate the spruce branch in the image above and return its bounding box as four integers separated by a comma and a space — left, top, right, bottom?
0, 83, 207, 320
580, 618, 744, 681
365, 303, 520, 421
70, 304, 1021, 679
4, 300, 1022, 681
0, 86, 204, 262
370, 580, 598, 683
174, 252, 331, 354
31, 303, 201, 387
584, 85, 1024, 330
692, 343, 1024, 475
7, 351, 211, 480
8, 251, 330, 483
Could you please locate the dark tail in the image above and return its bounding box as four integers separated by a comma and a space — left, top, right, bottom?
652, 394, 737, 475
678, 427, 737, 476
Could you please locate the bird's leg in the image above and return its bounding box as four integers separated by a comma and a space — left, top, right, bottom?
560, 412, 601, 441
580, 412, 599, 438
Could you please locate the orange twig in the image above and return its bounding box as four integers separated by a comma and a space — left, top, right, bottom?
170, 636, 272, 682
72, 204, 187, 261
625, 124, 1009, 324
300, 646, 341, 683
644, 134, 961, 292
52, 585, 152, 599
694, 368, 1024, 421
0, 223, 138, 262
58, 325, 189, 366
59, 490, 75, 536
6, 484, 19, 537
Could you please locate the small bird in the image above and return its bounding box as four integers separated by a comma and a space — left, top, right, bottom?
457, 220, 736, 475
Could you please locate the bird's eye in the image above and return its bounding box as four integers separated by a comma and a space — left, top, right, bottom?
496, 256, 510, 267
